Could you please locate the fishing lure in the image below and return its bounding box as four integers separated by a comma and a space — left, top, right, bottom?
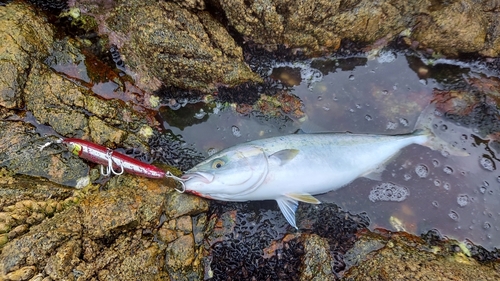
40, 138, 186, 192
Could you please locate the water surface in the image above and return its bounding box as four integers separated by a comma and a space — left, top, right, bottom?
160, 50, 500, 249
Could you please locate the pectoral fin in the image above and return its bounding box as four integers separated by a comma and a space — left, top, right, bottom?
362, 168, 384, 181
269, 149, 299, 166
285, 193, 321, 204
276, 197, 299, 229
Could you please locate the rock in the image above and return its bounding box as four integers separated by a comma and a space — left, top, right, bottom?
412, 1, 487, 55
165, 234, 198, 280
299, 234, 335, 281
0, 174, 207, 280
0, 207, 82, 276
71, 0, 261, 93
4, 266, 36, 281
164, 190, 209, 220
0, 1, 53, 109
214, 0, 498, 56
79, 175, 165, 239
344, 230, 500, 280
44, 240, 82, 280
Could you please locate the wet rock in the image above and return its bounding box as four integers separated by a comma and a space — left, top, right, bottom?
299, 234, 335, 281
0, 120, 89, 188
412, 2, 487, 55
215, 0, 497, 56
344, 230, 500, 280
0, 1, 54, 109
72, 0, 261, 93
164, 190, 209, 220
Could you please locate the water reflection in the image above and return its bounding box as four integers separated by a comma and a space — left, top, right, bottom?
159, 51, 500, 249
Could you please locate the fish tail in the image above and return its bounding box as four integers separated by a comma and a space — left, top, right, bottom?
414, 103, 469, 157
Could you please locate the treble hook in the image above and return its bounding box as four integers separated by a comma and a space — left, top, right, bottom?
165, 171, 186, 193
100, 149, 124, 176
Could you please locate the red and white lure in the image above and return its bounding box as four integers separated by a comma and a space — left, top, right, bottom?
40, 138, 186, 192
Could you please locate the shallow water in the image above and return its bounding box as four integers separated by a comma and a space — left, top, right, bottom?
160, 50, 500, 249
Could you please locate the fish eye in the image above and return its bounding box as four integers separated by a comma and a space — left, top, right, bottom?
211, 159, 225, 169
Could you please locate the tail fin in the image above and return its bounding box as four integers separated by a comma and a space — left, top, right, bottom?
415, 103, 469, 157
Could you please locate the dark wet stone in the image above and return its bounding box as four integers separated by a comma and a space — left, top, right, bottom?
214, 0, 497, 56
0, 121, 89, 187
71, 0, 261, 93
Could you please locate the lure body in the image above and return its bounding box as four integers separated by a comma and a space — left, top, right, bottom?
62, 138, 166, 179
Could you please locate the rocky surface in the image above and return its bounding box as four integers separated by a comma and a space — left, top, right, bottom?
343, 230, 500, 280
70, 0, 262, 93
213, 0, 495, 56
1, 0, 500, 280
0, 174, 209, 280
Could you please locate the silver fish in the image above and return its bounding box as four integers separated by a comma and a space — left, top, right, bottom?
182, 113, 467, 228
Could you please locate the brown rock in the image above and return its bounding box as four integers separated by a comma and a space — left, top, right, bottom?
299, 234, 335, 281
4, 266, 36, 281
0, 1, 53, 109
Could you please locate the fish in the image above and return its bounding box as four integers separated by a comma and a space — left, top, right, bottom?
181, 109, 468, 229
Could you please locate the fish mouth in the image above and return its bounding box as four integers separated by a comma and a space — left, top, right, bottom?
181, 172, 214, 184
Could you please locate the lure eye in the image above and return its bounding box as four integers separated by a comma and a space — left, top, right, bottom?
211, 159, 225, 169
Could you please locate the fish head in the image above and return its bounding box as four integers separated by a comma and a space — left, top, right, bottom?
182, 145, 269, 200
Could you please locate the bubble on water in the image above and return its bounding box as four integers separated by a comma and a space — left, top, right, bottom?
441, 150, 450, 157
349, 75, 355, 80
377, 51, 396, 63
479, 155, 496, 171
404, 173, 412, 181
365, 115, 373, 121
349, 108, 355, 112
415, 164, 429, 178
440, 124, 448, 131
448, 210, 460, 221
497, 176, 500, 183
398, 118, 409, 127
443, 166, 454, 175
317, 96, 323, 101
231, 126, 242, 137
443, 182, 451, 190
483, 180, 490, 187
386, 121, 397, 130
368, 182, 410, 202
207, 148, 218, 156
460, 134, 468, 141
479, 186, 487, 194
355, 104, 362, 109
434, 179, 441, 186
484, 222, 492, 229
382, 90, 389, 95
432, 201, 439, 208
432, 159, 440, 167
194, 109, 207, 119
323, 106, 330, 111
457, 194, 469, 207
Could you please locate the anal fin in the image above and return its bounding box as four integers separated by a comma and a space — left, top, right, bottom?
285, 193, 321, 204
276, 197, 299, 229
